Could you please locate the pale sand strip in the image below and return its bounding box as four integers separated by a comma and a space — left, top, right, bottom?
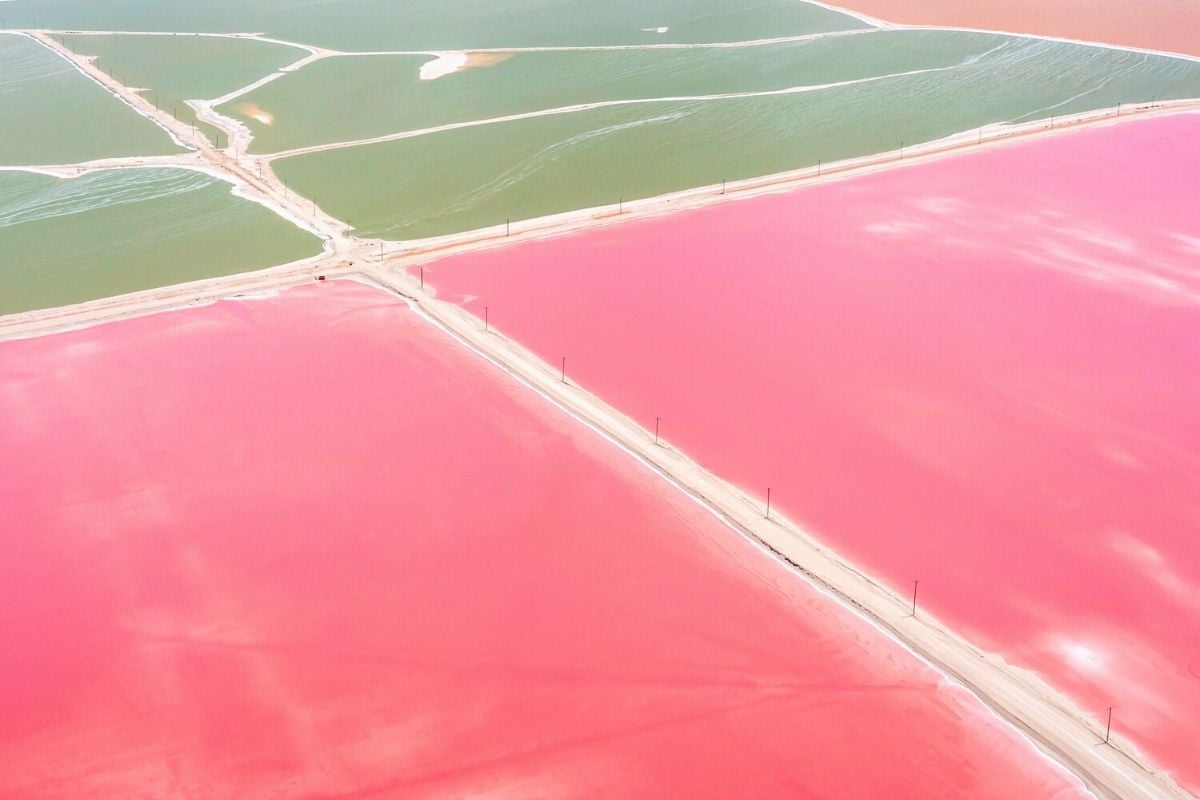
17, 26, 880, 55
0, 152, 207, 178
24, 31, 348, 245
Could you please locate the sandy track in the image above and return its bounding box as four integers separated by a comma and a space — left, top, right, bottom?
25, 31, 350, 245
0, 152, 206, 178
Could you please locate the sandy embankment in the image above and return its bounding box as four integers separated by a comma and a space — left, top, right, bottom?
828, 0, 1200, 58
420, 51, 513, 80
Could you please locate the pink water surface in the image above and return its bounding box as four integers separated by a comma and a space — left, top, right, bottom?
422, 113, 1200, 790
0, 282, 1089, 798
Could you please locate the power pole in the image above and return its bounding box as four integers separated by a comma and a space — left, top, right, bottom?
911, 580, 919, 616
561, 357, 566, 383
1105, 707, 1114, 744
654, 417, 660, 445
766, 488, 772, 519
484, 307, 489, 332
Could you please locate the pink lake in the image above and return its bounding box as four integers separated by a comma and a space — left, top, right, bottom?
0, 282, 1089, 798
422, 113, 1200, 791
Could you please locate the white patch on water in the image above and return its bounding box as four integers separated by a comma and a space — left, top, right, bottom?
419, 51, 468, 81
641, 27, 670, 34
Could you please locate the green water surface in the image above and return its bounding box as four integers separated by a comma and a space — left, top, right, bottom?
0, 168, 323, 314
0, 33, 181, 165
0, 0, 867, 51
272, 31, 1200, 239
229, 30, 1005, 154
56, 33, 304, 147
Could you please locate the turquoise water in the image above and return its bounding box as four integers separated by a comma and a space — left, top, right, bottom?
0, 1, 867, 51
0, 168, 323, 313
273, 32, 1200, 239
0, 33, 180, 164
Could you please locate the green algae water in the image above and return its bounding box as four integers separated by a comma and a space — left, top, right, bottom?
0, 0, 866, 51
0, 34, 180, 165
0, 169, 323, 314
56, 34, 305, 147
273, 31, 1200, 240
230, 29, 1001, 154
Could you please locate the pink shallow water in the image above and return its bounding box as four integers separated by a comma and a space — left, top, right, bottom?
0, 282, 1088, 798
422, 113, 1200, 790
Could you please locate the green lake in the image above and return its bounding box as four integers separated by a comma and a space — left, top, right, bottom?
0, 0, 866, 51
56, 33, 305, 147
229, 30, 1007, 154
0, 168, 323, 314
0, 33, 180, 165
272, 31, 1200, 239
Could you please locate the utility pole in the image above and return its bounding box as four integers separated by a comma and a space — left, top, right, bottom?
619, 196, 623, 214
561, 357, 566, 384
911, 580, 919, 616
721, 178, 725, 195
817, 159, 821, 176
484, 307, 489, 332
420, 267, 424, 288
1105, 707, 1114, 744
654, 417, 660, 445
766, 488, 772, 519
506, 218, 510, 236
